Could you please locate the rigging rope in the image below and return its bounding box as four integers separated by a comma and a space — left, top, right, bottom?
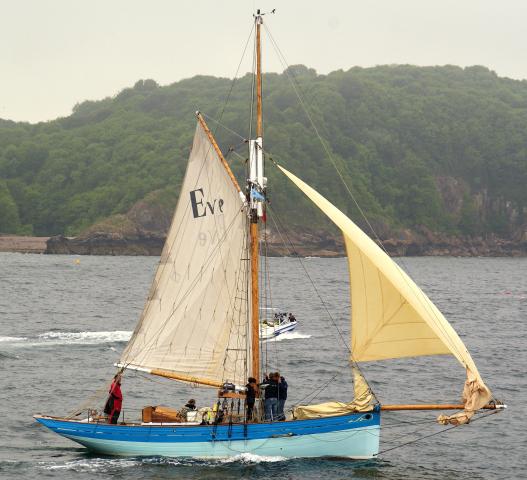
291, 371, 342, 408
267, 205, 350, 353
66, 377, 112, 418
120, 20, 256, 376
266, 204, 378, 403
375, 409, 501, 455
121, 209, 245, 373
201, 112, 246, 143
186, 22, 469, 373
262, 22, 471, 366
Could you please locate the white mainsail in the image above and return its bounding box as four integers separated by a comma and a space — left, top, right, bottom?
120, 123, 251, 386
278, 165, 492, 419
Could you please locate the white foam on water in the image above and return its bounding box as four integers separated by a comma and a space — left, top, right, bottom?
0, 336, 28, 342
219, 453, 287, 463
37, 330, 132, 344
39, 454, 287, 471
40, 458, 141, 472
266, 331, 311, 342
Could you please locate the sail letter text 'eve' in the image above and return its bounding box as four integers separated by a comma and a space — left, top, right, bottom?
190, 188, 224, 218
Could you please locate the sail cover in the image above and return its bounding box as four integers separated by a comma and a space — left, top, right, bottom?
278, 165, 491, 415
120, 123, 251, 386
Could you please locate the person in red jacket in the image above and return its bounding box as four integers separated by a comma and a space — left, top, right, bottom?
105, 373, 123, 424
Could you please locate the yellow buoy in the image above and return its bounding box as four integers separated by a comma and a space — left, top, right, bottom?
74, 258, 81, 265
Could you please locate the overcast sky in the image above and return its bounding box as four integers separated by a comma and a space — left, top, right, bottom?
2, 0, 527, 123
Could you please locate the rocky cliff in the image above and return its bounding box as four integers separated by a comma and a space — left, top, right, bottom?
46, 192, 170, 256
45, 195, 527, 257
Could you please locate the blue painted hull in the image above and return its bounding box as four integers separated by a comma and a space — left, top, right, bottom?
34, 411, 380, 458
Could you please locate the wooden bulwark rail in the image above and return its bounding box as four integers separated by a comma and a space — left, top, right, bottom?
381, 403, 502, 411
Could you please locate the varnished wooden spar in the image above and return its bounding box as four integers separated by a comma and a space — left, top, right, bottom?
195, 112, 242, 193
150, 368, 223, 388
255, 16, 263, 138
250, 221, 260, 381
380, 403, 501, 411
250, 13, 264, 383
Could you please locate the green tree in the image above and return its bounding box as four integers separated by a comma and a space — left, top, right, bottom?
0, 181, 21, 233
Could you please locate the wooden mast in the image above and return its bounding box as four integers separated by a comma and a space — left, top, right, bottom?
250, 12, 263, 383
256, 15, 263, 138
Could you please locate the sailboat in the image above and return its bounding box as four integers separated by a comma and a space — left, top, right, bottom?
34, 11, 505, 458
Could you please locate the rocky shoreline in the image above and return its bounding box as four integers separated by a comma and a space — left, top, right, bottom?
2, 231, 526, 257
45, 233, 165, 256
0, 235, 49, 254
4, 200, 526, 258
9, 185, 520, 258
40, 227, 527, 257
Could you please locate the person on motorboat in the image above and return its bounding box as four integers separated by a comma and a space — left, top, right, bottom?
273, 312, 288, 325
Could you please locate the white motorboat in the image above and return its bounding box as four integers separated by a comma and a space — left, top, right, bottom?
260, 312, 298, 340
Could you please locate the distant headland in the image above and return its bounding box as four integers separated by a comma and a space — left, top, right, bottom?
1, 65, 526, 253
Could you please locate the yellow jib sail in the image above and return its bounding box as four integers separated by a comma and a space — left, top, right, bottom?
278, 165, 491, 421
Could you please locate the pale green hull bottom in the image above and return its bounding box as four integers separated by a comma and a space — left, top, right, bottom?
63, 425, 380, 458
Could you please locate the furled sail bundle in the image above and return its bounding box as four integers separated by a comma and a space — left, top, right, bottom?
294, 366, 374, 419
278, 165, 492, 423
120, 123, 251, 386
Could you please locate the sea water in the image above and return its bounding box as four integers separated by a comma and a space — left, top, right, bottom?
0, 253, 525, 479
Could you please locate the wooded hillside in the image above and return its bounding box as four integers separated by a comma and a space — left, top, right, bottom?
1, 64, 526, 238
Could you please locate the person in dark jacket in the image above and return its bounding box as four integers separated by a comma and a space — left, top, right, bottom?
179, 399, 197, 420
261, 373, 279, 421
277, 374, 288, 421
105, 373, 123, 424
245, 377, 258, 420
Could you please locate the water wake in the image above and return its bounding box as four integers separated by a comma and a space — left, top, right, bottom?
0, 336, 28, 342
218, 453, 287, 463
0, 331, 132, 348
38, 331, 132, 343
266, 331, 311, 342
39, 453, 288, 472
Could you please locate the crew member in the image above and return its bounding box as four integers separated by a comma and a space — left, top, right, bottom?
246, 377, 258, 420
106, 373, 123, 424
261, 372, 279, 421
179, 399, 197, 420
277, 373, 288, 421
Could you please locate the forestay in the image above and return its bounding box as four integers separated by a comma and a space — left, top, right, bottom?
120, 123, 251, 386
278, 165, 491, 421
